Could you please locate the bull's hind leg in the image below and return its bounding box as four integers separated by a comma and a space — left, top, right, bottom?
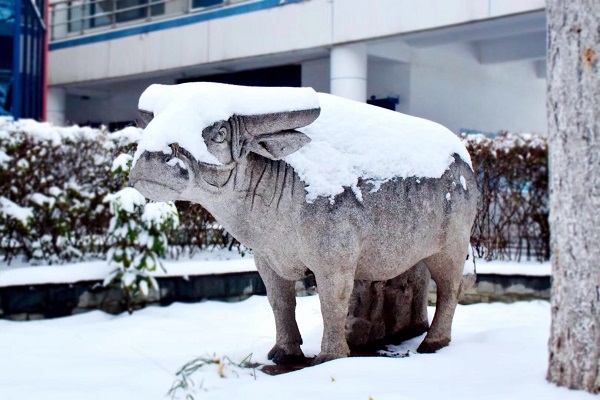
255, 255, 305, 365
417, 251, 465, 353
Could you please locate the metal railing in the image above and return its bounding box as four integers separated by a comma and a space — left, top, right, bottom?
49, 0, 251, 41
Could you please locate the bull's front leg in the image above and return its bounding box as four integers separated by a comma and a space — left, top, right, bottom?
312, 268, 355, 364
255, 254, 305, 365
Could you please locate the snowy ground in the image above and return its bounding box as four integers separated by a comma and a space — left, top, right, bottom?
0, 251, 550, 287
474, 259, 550, 276
1, 254, 581, 400
0, 295, 595, 400
0, 249, 255, 287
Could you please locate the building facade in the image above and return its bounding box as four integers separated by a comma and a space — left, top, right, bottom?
1, 0, 47, 120
47, 0, 547, 134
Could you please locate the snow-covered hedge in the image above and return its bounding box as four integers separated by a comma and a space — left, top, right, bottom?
0, 118, 133, 264
0, 118, 237, 265
464, 131, 549, 262
103, 187, 179, 313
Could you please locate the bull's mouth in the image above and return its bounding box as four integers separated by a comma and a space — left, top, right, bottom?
132, 178, 183, 202
132, 178, 178, 190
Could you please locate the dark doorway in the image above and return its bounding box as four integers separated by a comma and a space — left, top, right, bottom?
177, 65, 302, 88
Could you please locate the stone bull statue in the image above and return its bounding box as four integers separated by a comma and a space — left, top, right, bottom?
129, 83, 478, 365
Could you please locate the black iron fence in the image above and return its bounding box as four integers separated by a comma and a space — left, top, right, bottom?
465, 132, 549, 262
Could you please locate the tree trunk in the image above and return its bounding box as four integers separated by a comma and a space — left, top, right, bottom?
546, 0, 600, 393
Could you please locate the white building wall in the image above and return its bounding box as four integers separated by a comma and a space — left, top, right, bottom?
206, 1, 331, 62
409, 43, 546, 134
332, 0, 545, 43
360, 42, 545, 134
49, 0, 545, 86
49, 0, 332, 85
50, 0, 547, 132
63, 49, 546, 135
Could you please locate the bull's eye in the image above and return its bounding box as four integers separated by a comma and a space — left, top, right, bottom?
213, 127, 227, 144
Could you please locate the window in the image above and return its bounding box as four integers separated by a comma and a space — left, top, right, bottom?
191, 0, 222, 10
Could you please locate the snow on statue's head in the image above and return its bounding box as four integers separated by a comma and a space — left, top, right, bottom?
129, 83, 320, 202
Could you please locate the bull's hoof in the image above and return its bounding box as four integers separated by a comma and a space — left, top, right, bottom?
268, 345, 305, 365
416, 337, 450, 354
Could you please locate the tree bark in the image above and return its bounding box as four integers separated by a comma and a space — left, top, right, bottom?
546, 0, 600, 393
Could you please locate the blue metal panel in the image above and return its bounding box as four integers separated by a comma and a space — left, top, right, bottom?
9, 0, 45, 119
50, 0, 305, 50
10, 0, 20, 117
0, 0, 14, 116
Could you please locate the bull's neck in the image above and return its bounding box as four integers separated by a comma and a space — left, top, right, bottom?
193, 154, 306, 247
235, 154, 303, 213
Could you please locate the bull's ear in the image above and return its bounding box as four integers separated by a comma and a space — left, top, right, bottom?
246, 130, 311, 160
234, 108, 318, 160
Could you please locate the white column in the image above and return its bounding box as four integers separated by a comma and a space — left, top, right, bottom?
47, 87, 67, 126
330, 43, 367, 102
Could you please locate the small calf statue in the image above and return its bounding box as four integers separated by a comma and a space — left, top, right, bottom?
129, 83, 478, 365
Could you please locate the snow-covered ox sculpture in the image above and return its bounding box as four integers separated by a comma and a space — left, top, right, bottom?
129, 83, 478, 364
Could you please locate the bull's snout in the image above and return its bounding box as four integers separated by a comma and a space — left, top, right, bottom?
129, 151, 191, 202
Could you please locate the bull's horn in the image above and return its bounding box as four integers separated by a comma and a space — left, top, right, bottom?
240, 108, 320, 136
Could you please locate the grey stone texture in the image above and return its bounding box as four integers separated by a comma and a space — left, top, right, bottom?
130, 97, 478, 364
346, 262, 430, 348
